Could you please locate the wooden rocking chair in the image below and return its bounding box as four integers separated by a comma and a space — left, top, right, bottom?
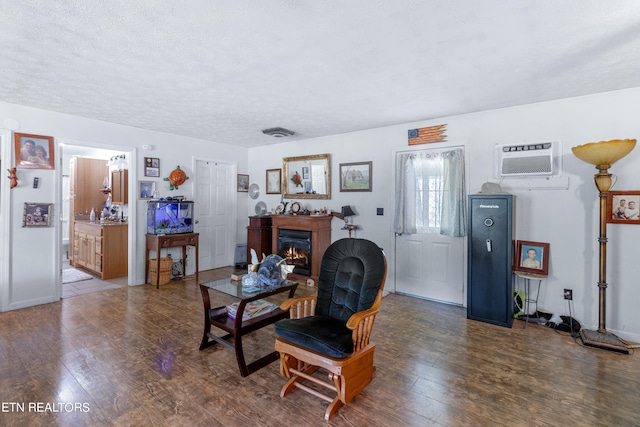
274, 238, 387, 420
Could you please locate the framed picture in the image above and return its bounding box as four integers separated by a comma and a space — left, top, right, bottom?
607, 191, 640, 224
139, 181, 156, 199
14, 133, 54, 169
302, 166, 310, 180
237, 174, 249, 192
22, 202, 53, 227
515, 240, 550, 276
266, 169, 282, 194
339, 161, 372, 192
144, 157, 160, 177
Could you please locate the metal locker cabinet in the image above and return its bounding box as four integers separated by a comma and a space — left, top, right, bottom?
467, 194, 514, 327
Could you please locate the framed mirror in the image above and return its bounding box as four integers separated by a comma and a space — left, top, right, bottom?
283, 153, 331, 199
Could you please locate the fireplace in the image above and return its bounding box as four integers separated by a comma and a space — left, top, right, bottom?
270, 214, 332, 284
278, 228, 312, 276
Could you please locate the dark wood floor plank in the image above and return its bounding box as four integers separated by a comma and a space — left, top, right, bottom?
1, 267, 639, 426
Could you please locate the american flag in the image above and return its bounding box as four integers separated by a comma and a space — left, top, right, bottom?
408, 124, 447, 145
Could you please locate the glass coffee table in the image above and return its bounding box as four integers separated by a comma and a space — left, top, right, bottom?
199, 278, 298, 377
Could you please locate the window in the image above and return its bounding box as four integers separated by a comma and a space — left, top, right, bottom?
394, 147, 466, 237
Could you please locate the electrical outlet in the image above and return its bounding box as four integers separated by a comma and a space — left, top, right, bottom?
564, 289, 573, 300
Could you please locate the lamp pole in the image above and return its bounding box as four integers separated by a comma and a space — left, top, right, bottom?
594, 165, 612, 333
572, 138, 636, 354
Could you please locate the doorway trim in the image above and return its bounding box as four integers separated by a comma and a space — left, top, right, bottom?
392, 139, 470, 305
56, 139, 137, 299
0, 128, 12, 311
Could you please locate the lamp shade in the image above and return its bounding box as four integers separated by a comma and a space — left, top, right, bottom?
341, 205, 356, 218
571, 139, 636, 167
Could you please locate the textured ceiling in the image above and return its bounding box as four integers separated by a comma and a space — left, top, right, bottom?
2, 1, 640, 148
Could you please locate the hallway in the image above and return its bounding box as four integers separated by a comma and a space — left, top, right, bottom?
61, 260, 127, 298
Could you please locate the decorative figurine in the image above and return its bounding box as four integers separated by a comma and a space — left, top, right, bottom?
164, 165, 189, 190
7, 167, 18, 189
291, 171, 303, 187
257, 254, 287, 287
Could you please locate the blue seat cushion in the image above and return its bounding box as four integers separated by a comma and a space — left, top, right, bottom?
274, 315, 353, 359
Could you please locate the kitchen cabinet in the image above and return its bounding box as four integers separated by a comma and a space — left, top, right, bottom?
111, 169, 128, 204
73, 221, 128, 279
69, 158, 108, 265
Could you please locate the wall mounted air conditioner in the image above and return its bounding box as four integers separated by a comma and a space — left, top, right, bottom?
495, 141, 557, 177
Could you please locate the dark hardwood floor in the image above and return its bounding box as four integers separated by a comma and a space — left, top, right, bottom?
1, 267, 638, 426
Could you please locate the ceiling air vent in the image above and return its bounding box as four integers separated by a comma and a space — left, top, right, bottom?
262, 127, 295, 137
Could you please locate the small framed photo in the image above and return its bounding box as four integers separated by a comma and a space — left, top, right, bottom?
144, 157, 160, 177
302, 166, 310, 180
339, 161, 372, 192
23, 202, 53, 227
14, 133, 54, 169
515, 240, 550, 276
607, 191, 640, 224
266, 169, 281, 194
237, 174, 249, 192
139, 181, 156, 199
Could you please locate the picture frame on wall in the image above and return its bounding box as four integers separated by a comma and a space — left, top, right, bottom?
339, 161, 372, 192
139, 181, 156, 199
266, 169, 281, 194
144, 157, 160, 177
607, 191, 640, 224
22, 202, 53, 227
237, 174, 249, 192
515, 240, 550, 276
14, 133, 55, 169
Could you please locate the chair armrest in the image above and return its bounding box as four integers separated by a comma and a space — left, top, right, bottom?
345, 289, 383, 351
280, 295, 317, 319
345, 305, 379, 330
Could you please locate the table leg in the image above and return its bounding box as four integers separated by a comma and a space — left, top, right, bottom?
195, 243, 199, 284
145, 247, 150, 284
182, 246, 187, 278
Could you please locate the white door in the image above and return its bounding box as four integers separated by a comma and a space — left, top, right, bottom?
195, 160, 235, 270
395, 232, 464, 304
394, 146, 466, 305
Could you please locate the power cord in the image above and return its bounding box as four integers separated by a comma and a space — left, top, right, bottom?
567, 298, 579, 338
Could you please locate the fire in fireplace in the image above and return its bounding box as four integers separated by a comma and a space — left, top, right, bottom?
278, 228, 312, 276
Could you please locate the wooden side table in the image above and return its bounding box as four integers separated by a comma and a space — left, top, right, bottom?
146, 233, 199, 288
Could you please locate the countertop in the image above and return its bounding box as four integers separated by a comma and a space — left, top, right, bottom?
75, 219, 128, 227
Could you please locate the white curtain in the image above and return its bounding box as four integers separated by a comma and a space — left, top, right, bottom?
393, 147, 466, 237
440, 148, 466, 237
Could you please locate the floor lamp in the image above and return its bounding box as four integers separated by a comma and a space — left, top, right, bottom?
572, 138, 636, 354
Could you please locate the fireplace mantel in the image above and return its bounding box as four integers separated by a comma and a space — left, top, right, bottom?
271, 214, 332, 284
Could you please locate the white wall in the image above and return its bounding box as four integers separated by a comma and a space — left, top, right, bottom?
248, 87, 640, 342
3, 87, 640, 342
0, 102, 248, 311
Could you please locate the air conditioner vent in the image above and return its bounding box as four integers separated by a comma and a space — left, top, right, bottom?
496, 141, 556, 177
262, 127, 295, 137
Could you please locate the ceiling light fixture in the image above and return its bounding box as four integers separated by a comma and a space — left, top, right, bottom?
262, 127, 295, 138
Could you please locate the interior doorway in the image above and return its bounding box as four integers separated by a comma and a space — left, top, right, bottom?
59, 143, 134, 298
